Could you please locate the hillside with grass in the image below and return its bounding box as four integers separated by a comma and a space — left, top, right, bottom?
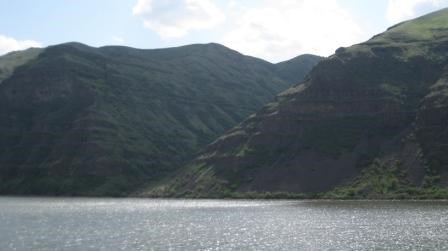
145, 8, 448, 199
0, 48, 42, 83
0, 42, 320, 195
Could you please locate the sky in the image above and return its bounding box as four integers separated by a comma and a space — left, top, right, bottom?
0, 0, 447, 62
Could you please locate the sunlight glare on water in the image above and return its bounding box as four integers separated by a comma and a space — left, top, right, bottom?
0, 198, 447, 250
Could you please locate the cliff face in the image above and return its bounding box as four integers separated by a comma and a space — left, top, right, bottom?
148, 9, 448, 198
0, 42, 320, 195
416, 67, 448, 185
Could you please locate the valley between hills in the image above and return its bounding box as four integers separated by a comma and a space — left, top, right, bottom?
1, 9, 448, 199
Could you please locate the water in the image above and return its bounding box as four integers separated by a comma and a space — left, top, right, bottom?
0, 198, 447, 250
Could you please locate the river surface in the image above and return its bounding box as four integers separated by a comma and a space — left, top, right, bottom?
0, 197, 447, 250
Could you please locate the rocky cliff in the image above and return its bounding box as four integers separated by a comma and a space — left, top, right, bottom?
147, 9, 448, 199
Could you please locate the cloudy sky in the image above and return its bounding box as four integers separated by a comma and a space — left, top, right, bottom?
1, 0, 447, 62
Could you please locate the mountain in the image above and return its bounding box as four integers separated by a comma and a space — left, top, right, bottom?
0, 48, 42, 83
146, 9, 448, 199
275, 54, 323, 84
0, 42, 321, 195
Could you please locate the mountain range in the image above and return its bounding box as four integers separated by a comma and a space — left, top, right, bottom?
2, 8, 448, 199
0, 42, 321, 195
144, 8, 448, 199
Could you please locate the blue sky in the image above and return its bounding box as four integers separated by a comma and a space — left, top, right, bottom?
0, 0, 447, 62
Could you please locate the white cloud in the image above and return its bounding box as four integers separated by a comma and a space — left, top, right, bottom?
112, 36, 125, 44
0, 34, 41, 55
133, 0, 153, 15
220, 0, 364, 62
132, 0, 225, 38
386, 0, 446, 23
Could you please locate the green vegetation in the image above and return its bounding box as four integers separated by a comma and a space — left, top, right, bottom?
152, 8, 448, 199
386, 7, 448, 40
0, 48, 42, 83
4, 9, 448, 199
0, 42, 320, 196
275, 54, 322, 84
324, 160, 409, 199
324, 159, 448, 199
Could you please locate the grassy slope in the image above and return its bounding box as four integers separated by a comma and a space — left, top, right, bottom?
145, 8, 448, 199
0, 42, 320, 196
0, 48, 42, 83
275, 54, 323, 84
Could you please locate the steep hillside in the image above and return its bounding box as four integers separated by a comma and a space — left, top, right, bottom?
147, 9, 448, 199
275, 54, 323, 84
0, 42, 320, 195
0, 48, 42, 83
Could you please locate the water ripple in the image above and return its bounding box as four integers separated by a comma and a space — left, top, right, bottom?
0, 198, 447, 250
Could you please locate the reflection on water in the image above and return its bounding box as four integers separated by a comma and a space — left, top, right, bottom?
0, 197, 447, 250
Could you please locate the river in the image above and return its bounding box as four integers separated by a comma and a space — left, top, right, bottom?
0, 197, 447, 250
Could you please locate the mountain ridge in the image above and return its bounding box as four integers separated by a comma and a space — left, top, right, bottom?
0, 42, 321, 195
144, 8, 448, 199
